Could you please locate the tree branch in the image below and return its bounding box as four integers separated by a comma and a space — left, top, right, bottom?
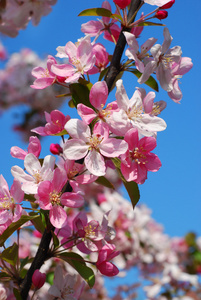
105, 0, 142, 92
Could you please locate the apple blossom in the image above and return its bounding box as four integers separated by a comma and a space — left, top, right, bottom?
64, 119, 128, 176
0, 175, 24, 225
51, 36, 96, 83
96, 244, 120, 277
124, 31, 157, 73
120, 128, 162, 184
37, 168, 84, 228
31, 110, 70, 136
81, 1, 121, 43
48, 265, 83, 300
77, 80, 118, 125
11, 153, 56, 194
110, 79, 167, 136
10, 136, 41, 159
138, 28, 182, 93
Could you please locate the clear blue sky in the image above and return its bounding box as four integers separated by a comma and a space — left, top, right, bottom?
0, 0, 200, 238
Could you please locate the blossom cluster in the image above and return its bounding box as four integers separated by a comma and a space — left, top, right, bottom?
0, 46, 66, 141
0, 0, 195, 299
0, 0, 57, 37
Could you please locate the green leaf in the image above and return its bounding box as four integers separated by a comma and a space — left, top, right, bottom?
95, 176, 114, 189
70, 83, 94, 110
0, 215, 40, 247
128, 68, 159, 92
13, 288, 22, 300
78, 8, 112, 17
99, 67, 109, 81
58, 252, 95, 288
29, 212, 45, 234
46, 271, 54, 285
20, 256, 32, 271
137, 21, 166, 27
1, 243, 18, 266
110, 13, 123, 22
112, 158, 140, 209
52, 231, 59, 249
68, 99, 75, 108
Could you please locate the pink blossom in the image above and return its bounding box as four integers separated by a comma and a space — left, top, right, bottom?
32, 269, 46, 289
88, 43, 109, 74
77, 81, 118, 125
110, 79, 167, 136
138, 28, 182, 92
96, 244, 120, 277
167, 57, 193, 102
10, 136, 41, 160
51, 36, 96, 83
50, 143, 63, 155
120, 128, 162, 184
31, 55, 59, 89
124, 31, 157, 73
64, 119, 128, 176
11, 153, 55, 194
48, 265, 83, 300
31, 110, 70, 136
81, 1, 121, 43
59, 158, 97, 185
0, 175, 23, 225
73, 211, 107, 254
37, 168, 84, 228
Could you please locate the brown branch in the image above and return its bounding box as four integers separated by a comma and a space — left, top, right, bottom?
19, 225, 54, 299
105, 0, 142, 92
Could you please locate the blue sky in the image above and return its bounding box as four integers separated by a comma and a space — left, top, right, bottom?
0, 0, 200, 239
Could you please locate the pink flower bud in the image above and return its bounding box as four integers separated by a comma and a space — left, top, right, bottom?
32, 269, 46, 289
160, 0, 175, 9
113, 0, 131, 9
50, 143, 63, 155
155, 10, 168, 20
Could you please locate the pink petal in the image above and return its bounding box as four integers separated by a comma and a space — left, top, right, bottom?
89, 81, 108, 110
50, 206, 67, 228
100, 138, 128, 157
85, 150, 106, 176
61, 193, 84, 208
77, 104, 97, 124
63, 139, 89, 160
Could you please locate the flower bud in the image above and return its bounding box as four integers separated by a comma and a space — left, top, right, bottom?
155, 10, 168, 20
32, 269, 46, 289
113, 0, 131, 9
50, 143, 63, 155
160, 0, 175, 9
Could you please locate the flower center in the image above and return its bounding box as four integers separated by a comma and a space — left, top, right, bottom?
33, 171, 42, 184
131, 147, 147, 165
84, 224, 96, 238
49, 191, 61, 205
0, 195, 15, 212
88, 134, 103, 150
127, 104, 143, 120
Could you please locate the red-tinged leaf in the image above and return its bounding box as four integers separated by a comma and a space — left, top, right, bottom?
78, 7, 112, 17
